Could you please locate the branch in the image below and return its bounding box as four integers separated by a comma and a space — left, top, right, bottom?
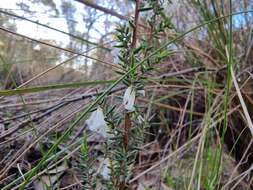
74, 0, 128, 20
131, 0, 140, 48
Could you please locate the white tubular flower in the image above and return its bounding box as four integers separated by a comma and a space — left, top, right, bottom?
86, 106, 108, 138
123, 85, 136, 112
100, 158, 110, 180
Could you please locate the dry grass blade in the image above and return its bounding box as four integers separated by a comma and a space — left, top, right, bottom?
230, 66, 253, 136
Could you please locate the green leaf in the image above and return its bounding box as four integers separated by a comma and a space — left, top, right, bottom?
133, 46, 142, 54
129, 20, 135, 29
157, 50, 174, 60
139, 7, 153, 12
114, 44, 125, 48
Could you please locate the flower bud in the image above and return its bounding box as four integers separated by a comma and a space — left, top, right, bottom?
123, 85, 136, 112
86, 106, 108, 138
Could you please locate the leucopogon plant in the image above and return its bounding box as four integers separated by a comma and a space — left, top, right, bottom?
81, 23, 147, 189
79, 1, 175, 189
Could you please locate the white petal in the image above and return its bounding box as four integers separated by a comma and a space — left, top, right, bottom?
33, 45, 41, 51
100, 158, 110, 180
86, 106, 108, 138
123, 86, 136, 112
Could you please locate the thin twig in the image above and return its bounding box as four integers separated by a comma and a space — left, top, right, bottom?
74, 0, 128, 20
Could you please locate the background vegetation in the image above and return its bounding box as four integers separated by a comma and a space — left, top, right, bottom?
0, 0, 253, 189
